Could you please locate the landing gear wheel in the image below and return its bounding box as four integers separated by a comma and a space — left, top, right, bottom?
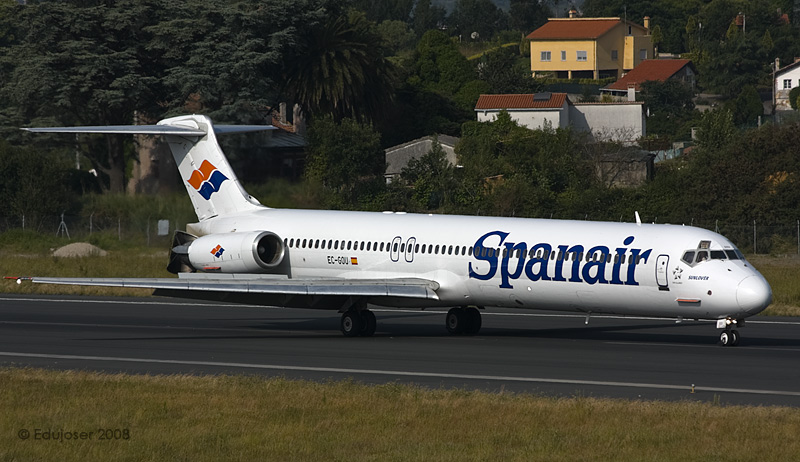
719, 331, 731, 346
731, 329, 740, 346
446, 307, 465, 335
360, 310, 377, 337
340, 310, 363, 337
463, 307, 482, 336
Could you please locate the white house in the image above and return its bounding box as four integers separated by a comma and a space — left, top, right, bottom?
775, 58, 800, 110
475, 93, 645, 143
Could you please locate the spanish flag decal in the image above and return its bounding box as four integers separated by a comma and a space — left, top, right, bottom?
351, 257, 358, 265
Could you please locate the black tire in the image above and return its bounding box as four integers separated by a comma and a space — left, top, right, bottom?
463, 307, 482, 335
446, 307, 464, 335
360, 310, 377, 337
341, 311, 363, 337
731, 329, 740, 346
719, 331, 730, 346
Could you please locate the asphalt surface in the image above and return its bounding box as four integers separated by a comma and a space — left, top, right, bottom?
2, 294, 800, 406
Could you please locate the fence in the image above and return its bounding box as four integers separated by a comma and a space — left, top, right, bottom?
0, 213, 189, 248
2, 214, 800, 255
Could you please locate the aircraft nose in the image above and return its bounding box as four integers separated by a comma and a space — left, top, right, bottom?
737, 275, 772, 314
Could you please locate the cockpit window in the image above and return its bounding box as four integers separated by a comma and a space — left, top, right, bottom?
710, 250, 727, 260
695, 251, 709, 263
682, 251, 695, 264
725, 249, 745, 260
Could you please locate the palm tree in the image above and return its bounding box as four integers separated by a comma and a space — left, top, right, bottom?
283, 11, 396, 122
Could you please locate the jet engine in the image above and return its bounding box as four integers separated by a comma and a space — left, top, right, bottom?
170, 231, 286, 274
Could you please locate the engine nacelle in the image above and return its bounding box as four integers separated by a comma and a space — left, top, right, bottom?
187, 231, 285, 273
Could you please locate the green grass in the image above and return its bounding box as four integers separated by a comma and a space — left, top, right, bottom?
2, 367, 800, 461
747, 255, 800, 316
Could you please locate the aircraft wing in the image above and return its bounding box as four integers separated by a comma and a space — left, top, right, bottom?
19, 276, 440, 301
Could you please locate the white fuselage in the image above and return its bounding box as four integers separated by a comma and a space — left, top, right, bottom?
188, 208, 772, 321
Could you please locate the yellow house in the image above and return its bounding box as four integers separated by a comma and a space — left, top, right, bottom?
527, 15, 654, 80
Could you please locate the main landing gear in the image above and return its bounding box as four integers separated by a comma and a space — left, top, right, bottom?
718, 317, 744, 347
340, 309, 377, 337
446, 306, 482, 335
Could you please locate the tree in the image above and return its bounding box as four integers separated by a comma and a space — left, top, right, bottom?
304, 116, 385, 209
0, 1, 161, 193
695, 108, 737, 151
282, 10, 397, 123
639, 80, 695, 137
731, 85, 764, 125
411, 30, 475, 96
449, 0, 507, 42
411, 0, 447, 38
508, 0, 550, 34
476, 46, 544, 94
0, 141, 78, 229
399, 138, 459, 210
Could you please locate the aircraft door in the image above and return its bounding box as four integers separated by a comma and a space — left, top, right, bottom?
656, 254, 669, 289
405, 237, 416, 263
390, 236, 402, 262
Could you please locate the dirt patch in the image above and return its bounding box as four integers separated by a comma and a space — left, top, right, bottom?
52, 242, 108, 258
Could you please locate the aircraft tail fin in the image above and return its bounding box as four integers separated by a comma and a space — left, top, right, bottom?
23, 114, 274, 221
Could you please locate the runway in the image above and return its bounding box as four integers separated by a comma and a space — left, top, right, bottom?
2, 294, 800, 406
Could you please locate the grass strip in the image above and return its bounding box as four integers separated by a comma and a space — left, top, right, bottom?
2, 367, 800, 461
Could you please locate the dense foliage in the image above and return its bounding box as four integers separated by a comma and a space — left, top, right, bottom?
2, 0, 800, 253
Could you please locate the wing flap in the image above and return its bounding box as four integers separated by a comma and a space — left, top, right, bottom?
27, 277, 440, 300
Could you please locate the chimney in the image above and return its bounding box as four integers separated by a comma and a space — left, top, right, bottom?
293, 104, 306, 136
569, 8, 577, 18
643, 16, 650, 30
627, 84, 636, 102
279, 102, 287, 123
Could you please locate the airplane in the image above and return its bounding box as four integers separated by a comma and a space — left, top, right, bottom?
15, 114, 772, 346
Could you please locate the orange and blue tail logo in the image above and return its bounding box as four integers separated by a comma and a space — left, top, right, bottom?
187, 160, 228, 200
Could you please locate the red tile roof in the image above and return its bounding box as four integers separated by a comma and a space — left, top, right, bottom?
526, 18, 624, 40
475, 93, 569, 110
604, 59, 693, 91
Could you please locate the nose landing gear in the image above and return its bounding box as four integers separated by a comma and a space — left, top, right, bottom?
717, 318, 743, 346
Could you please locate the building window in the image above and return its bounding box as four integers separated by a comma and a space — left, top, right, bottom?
561, 50, 566, 61
540, 51, 551, 62
784, 79, 792, 89
640, 49, 647, 60
576, 50, 587, 62
611, 50, 618, 61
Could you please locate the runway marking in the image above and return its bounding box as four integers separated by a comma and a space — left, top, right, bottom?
2, 351, 800, 398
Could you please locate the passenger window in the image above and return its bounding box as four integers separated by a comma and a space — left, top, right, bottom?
360, 242, 365, 251
302, 239, 307, 248
393, 242, 398, 252
366, 242, 371, 251
448, 245, 453, 255
401, 243, 406, 253
435, 245, 440, 254
468, 246, 473, 256
695, 251, 709, 263
462, 246, 467, 255
415, 244, 419, 253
